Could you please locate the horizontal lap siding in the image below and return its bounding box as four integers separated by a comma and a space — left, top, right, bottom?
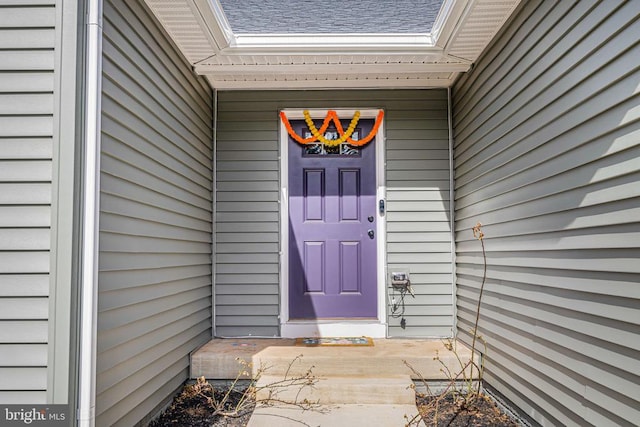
0, 0, 55, 403
215, 92, 281, 337
452, 1, 640, 426
385, 93, 453, 337
98, 1, 213, 425
215, 90, 452, 337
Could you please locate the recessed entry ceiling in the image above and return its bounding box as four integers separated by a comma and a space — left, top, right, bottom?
218, 0, 444, 34
143, 0, 523, 89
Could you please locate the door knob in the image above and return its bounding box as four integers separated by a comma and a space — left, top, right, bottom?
368, 229, 375, 239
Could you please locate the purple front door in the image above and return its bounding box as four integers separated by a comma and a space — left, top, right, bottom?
288, 118, 378, 319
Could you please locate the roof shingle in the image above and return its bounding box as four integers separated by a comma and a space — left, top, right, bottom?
218, 0, 444, 34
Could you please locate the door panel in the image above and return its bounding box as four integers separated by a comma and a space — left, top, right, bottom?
288, 118, 377, 319
303, 241, 325, 293
339, 169, 360, 220
304, 169, 324, 221
339, 241, 361, 293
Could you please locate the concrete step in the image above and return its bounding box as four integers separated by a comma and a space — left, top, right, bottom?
247, 403, 420, 427
191, 338, 476, 381
255, 374, 415, 405
250, 346, 452, 379
192, 339, 478, 427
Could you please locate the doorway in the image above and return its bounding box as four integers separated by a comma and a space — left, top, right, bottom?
279, 109, 386, 337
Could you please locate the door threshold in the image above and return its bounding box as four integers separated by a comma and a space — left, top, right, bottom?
289, 318, 378, 322
281, 321, 387, 338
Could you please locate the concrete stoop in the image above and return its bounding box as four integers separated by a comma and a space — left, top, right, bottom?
191, 338, 476, 426
247, 403, 420, 427
255, 374, 416, 405
250, 375, 417, 426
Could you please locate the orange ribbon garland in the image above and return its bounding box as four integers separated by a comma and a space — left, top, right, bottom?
280, 110, 384, 147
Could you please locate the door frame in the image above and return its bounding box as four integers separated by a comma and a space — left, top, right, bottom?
279, 108, 387, 338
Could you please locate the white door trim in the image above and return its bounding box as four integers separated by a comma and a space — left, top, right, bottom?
279, 108, 387, 338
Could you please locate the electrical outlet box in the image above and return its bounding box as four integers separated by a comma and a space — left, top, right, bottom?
391, 271, 410, 289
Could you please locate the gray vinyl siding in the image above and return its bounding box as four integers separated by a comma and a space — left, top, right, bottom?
0, 0, 56, 404
452, 1, 640, 426
215, 90, 452, 337
97, 0, 213, 425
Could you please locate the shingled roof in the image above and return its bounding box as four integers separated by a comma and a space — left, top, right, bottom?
218, 0, 444, 34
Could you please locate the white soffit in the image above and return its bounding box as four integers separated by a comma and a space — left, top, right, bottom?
143, 0, 217, 64
143, 0, 522, 89
441, 0, 524, 60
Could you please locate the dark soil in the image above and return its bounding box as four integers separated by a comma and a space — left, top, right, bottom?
150, 382, 518, 427
415, 393, 519, 427
148, 380, 254, 427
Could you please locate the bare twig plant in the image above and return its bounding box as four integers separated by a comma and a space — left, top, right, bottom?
405, 222, 489, 427
469, 222, 487, 388
190, 355, 321, 419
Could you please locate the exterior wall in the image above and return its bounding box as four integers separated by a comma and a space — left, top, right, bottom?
0, 0, 78, 405
215, 90, 453, 337
452, 1, 640, 426
97, 0, 213, 425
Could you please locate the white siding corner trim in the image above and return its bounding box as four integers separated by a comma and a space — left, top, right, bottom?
78, 0, 103, 425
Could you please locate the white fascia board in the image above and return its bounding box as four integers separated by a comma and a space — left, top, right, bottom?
223, 33, 439, 56
191, 0, 233, 50
195, 62, 470, 75
430, 0, 470, 49
230, 33, 433, 48
206, 77, 454, 90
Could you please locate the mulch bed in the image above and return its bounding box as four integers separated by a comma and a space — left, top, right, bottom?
415, 392, 519, 427
149, 382, 519, 427
148, 381, 253, 427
